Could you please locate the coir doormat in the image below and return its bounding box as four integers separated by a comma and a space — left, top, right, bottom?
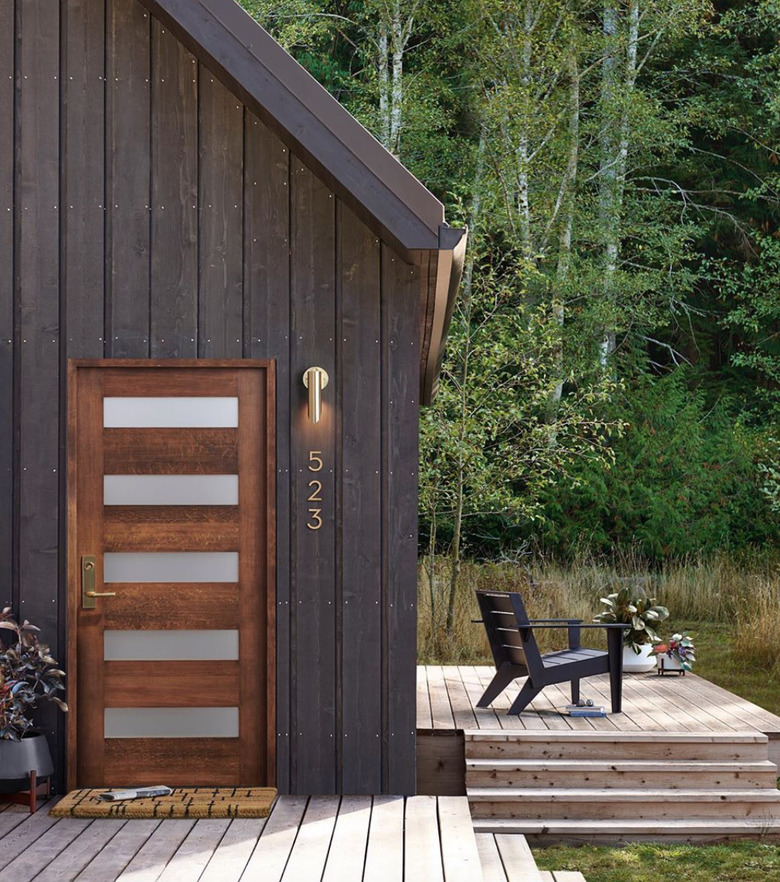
50, 787, 277, 819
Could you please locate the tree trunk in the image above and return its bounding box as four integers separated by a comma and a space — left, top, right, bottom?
516, 1, 535, 261
548, 43, 580, 422
389, 0, 405, 156
598, 0, 639, 368
378, 21, 390, 148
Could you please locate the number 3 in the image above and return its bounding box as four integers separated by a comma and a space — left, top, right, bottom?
307, 508, 323, 530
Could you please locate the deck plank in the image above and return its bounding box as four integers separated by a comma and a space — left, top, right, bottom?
0, 819, 93, 881
281, 796, 340, 882
75, 820, 161, 881
321, 795, 372, 882
199, 818, 267, 882
0, 806, 39, 840
114, 819, 196, 882
0, 807, 61, 872
240, 795, 308, 882
438, 796, 485, 882
34, 820, 126, 882
404, 796, 444, 882
156, 819, 230, 882
475, 833, 508, 882
427, 666, 457, 730
417, 666, 433, 730
363, 796, 405, 882
442, 666, 479, 730
494, 833, 543, 882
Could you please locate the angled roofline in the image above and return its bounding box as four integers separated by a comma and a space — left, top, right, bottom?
138, 0, 465, 402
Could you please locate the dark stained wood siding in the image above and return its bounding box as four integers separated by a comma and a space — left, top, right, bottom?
2, 0, 421, 796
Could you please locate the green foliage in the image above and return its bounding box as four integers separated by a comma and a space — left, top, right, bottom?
536, 368, 780, 560
237, 0, 780, 563
594, 586, 670, 652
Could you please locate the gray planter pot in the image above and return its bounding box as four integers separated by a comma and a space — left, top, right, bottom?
0, 732, 54, 793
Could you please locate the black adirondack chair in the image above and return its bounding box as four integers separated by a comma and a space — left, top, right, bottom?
475, 590, 630, 715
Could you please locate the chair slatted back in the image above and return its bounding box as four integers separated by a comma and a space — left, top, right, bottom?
476, 590, 543, 679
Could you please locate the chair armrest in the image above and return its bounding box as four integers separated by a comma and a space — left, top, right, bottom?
527, 618, 583, 624
515, 623, 628, 629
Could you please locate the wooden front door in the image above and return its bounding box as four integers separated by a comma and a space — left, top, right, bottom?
67, 360, 275, 789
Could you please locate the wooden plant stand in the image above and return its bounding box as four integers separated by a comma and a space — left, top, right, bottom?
0, 770, 51, 813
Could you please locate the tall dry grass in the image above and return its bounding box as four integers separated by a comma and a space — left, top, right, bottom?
418, 551, 780, 670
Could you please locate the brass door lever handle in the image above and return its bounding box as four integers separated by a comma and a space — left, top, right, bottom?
82, 555, 115, 609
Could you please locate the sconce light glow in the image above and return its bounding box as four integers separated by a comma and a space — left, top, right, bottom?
302, 366, 329, 424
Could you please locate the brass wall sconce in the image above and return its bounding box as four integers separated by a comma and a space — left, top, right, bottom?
302, 366, 329, 424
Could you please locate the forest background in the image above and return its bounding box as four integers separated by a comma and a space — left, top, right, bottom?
240, 0, 780, 650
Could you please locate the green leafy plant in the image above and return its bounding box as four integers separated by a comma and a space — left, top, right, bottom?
594, 587, 669, 653
0, 608, 68, 741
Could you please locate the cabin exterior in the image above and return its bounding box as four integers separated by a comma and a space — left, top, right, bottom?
0, 0, 465, 796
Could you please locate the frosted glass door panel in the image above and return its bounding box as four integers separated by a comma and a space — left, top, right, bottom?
104, 397, 238, 428
104, 630, 239, 661
105, 707, 239, 738
104, 552, 239, 583
104, 475, 239, 505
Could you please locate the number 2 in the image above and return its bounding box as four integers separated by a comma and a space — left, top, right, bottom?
308, 480, 323, 502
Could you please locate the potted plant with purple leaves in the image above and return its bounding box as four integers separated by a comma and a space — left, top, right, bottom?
654, 632, 696, 675
0, 607, 67, 794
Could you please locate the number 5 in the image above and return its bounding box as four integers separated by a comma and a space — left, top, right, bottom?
308, 451, 323, 472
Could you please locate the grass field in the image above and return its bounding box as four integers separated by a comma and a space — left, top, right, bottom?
533, 841, 780, 882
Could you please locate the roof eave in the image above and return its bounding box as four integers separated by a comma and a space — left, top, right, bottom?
421, 226, 468, 406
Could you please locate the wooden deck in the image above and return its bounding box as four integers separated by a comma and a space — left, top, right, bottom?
415, 666, 780, 796
0, 795, 496, 882
417, 666, 780, 737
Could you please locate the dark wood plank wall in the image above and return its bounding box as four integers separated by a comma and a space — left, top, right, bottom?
2, 0, 420, 796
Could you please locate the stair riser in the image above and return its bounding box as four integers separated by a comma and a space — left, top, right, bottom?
466, 743, 768, 761
469, 802, 780, 821
510, 831, 780, 845
467, 771, 778, 789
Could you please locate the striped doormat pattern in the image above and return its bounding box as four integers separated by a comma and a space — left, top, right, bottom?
50, 787, 277, 819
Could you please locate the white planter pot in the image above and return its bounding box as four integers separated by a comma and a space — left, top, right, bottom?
622, 643, 656, 673
657, 654, 685, 675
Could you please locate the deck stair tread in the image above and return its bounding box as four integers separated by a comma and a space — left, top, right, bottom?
463, 730, 768, 743
474, 818, 780, 834
467, 787, 780, 802
467, 759, 777, 772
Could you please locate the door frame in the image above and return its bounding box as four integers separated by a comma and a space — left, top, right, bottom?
66, 358, 277, 790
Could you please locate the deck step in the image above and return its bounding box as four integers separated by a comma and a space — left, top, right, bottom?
464, 731, 769, 761
472, 817, 780, 843
466, 759, 778, 789
468, 787, 780, 820
475, 832, 544, 882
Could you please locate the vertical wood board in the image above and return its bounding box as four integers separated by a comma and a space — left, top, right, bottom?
106, 0, 151, 358
290, 158, 337, 794
0, 0, 14, 610
339, 203, 383, 793
198, 69, 243, 358
150, 19, 197, 357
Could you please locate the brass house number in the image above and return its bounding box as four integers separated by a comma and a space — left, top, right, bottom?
307, 450, 324, 530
